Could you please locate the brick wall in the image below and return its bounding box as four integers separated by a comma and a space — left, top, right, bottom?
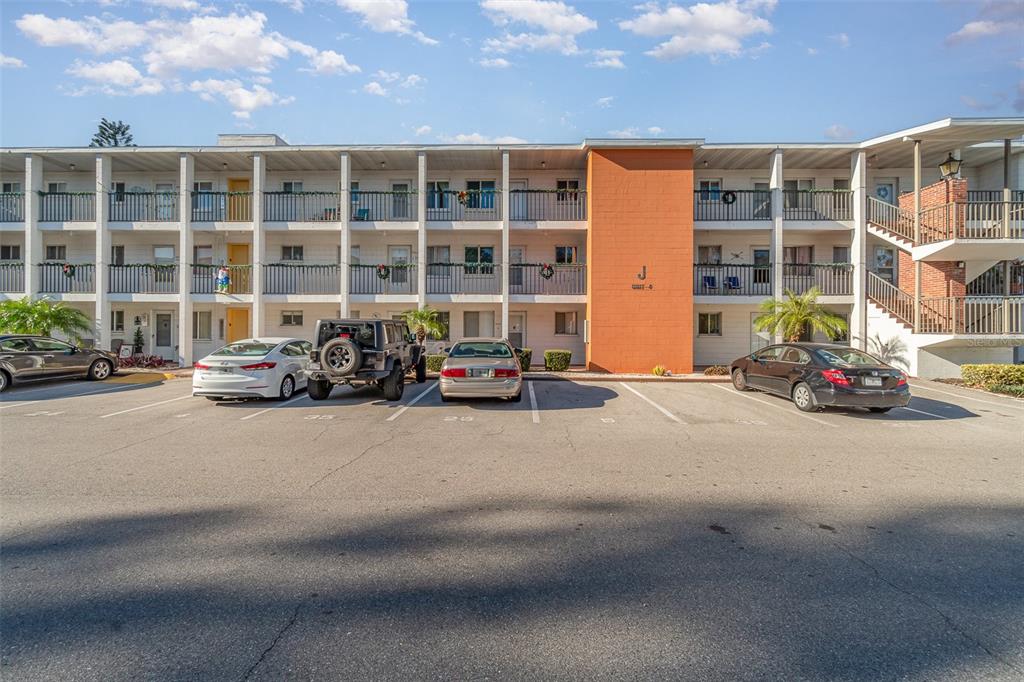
896, 178, 967, 297
586, 148, 694, 373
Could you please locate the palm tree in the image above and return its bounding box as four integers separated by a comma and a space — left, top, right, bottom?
867, 333, 909, 370
0, 296, 93, 340
403, 306, 447, 344
753, 287, 848, 342
90, 118, 135, 147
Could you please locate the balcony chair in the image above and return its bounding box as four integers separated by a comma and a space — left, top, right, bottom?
352, 208, 370, 221
725, 276, 742, 290
701, 275, 718, 290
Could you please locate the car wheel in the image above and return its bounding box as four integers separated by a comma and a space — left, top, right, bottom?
415, 355, 427, 383
88, 359, 114, 381
509, 390, 522, 403
440, 393, 452, 403
321, 337, 362, 376
278, 375, 295, 401
307, 379, 332, 401
381, 365, 405, 401
0, 370, 9, 393
868, 407, 891, 413
731, 369, 748, 391
792, 382, 817, 412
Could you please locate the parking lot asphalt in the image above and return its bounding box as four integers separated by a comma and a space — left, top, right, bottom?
1, 376, 1022, 680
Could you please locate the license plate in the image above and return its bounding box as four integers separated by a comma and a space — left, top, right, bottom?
468, 368, 493, 378
863, 376, 882, 387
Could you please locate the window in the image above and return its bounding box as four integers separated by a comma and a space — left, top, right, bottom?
698, 312, 722, 336
282, 181, 303, 193
32, 338, 74, 352
192, 311, 212, 340
463, 311, 495, 337
0, 338, 31, 352
427, 245, 450, 276
784, 179, 814, 192
697, 245, 721, 264
0, 245, 21, 261
111, 310, 125, 332
111, 245, 125, 266
2, 182, 22, 193
193, 245, 213, 265
465, 180, 495, 209
153, 246, 175, 264
698, 179, 722, 200
753, 346, 781, 361
112, 182, 126, 202
427, 181, 450, 209
832, 246, 850, 263
556, 179, 580, 201
464, 245, 494, 274
784, 179, 814, 211
281, 310, 304, 326
193, 181, 213, 192
833, 178, 851, 191
281, 245, 304, 261
349, 245, 360, 265
45, 245, 67, 261
783, 246, 813, 265
349, 310, 360, 319
435, 311, 450, 340
779, 347, 810, 364
47, 182, 68, 193
555, 246, 578, 264
555, 311, 578, 335
752, 248, 770, 285
449, 341, 512, 358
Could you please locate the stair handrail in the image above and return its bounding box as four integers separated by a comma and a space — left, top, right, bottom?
866, 197, 915, 243
866, 272, 914, 326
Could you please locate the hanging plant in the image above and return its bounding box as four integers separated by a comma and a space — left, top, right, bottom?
456, 191, 469, 207
539, 263, 555, 280
62, 263, 76, 278
376, 264, 391, 280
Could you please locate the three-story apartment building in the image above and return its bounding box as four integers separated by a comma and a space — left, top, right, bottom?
1, 118, 1021, 378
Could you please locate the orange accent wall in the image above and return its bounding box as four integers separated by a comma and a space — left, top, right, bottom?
586, 148, 694, 373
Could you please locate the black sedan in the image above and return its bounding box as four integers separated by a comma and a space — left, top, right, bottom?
0, 335, 117, 392
730, 343, 911, 413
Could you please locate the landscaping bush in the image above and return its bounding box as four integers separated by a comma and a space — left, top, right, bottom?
703, 365, 729, 376
961, 364, 1024, 389
543, 349, 572, 372
652, 365, 667, 376
988, 384, 1024, 398
515, 347, 532, 372
426, 354, 447, 373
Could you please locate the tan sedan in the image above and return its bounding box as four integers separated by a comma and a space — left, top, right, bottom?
439, 338, 523, 402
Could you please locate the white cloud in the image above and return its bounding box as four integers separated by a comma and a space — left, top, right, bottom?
414, 125, 432, 136
619, 0, 776, 60
806, 47, 818, 56
480, 0, 596, 56
188, 78, 293, 119
824, 124, 854, 141
0, 54, 26, 69
66, 59, 165, 95
596, 95, 614, 108
307, 49, 361, 75
829, 32, 850, 48
16, 13, 150, 54
440, 132, 528, 144
375, 70, 401, 82
478, 57, 512, 68
947, 1, 1024, 45
275, 0, 305, 11
607, 127, 640, 138
401, 73, 425, 88
647, 126, 664, 135
143, 0, 201, 10
336, 0, 437, 45
588, 48, 624, 69
363, 81, 388, 96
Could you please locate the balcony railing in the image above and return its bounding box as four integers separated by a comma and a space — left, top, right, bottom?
426, 190, 501, 221
866, 197, 915, 242
694, 190, 771, 221
108, 192, 179, 222
350, 191, 417, 222
191, 265, 253, 294
782, 263, 853, 295
508, 190, 587, 221
509, 264, 586, 295
108, 264, 178, 294
0, 193, 24, 222
918, 296, 1024, 335
263, 263, 341, 295
40, 192, 95, 222
869, 197, 1024, 244
39, 262, 95, 293
0, 262, 24, 292
264, 192, 341, 222
694, 263, 772, 296
967, 190, 1024, 202
782, 190, 853, 221
191, 191, 252, 222
867, 272, 914, 326
426, 263, 500, 294
350, 264, 417, 295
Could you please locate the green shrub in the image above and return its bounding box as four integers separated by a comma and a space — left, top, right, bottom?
652, 365, 667, 376
426, 354, 447, 373
543, 349, 572, 372
961, 364, 1024, 389
988, 383, 1024, 398
515, 347, 532, 372
703, 365, 729, 376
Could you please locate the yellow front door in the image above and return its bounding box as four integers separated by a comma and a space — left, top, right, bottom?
226, 308, 249, 343
227, 243, 250, 294
227, 178, 251, 221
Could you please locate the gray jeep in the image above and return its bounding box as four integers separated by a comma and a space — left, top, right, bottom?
306, 318, 426, 401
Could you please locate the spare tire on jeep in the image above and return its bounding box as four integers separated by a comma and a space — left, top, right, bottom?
321, 337, 362, 376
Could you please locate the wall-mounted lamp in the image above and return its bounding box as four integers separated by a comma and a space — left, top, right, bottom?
69, 163, 76, 171
702, 160, 708, 168
222, 162, 229, 171
380, 161, 386, 169
955, 261, 965, 269
541, 161, 546, 169
938, 152, 962, 179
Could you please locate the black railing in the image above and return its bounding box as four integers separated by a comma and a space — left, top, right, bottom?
350, 191, 417, 221
509, 264, 586, 295
264, 192, 341, 222
108, 264, 178, 294
108, 192, 179, 222
191, 191, 252, 222
426, 190, 501, 221
350, 264, 417, 294
694, 190, 771, 221
263, 264, 341, 295
783, 190, 853, 221
40, 192, 95, 222
39, 263, 95, 293
0, 262, 24, 292
191, 265, 253, 294
694, 263, 772, 295
426, 263, 500, 294
0, 193, 24, 222
508, 190, 587, 221
968, 190, 1024, 202
781, 263, 853, 295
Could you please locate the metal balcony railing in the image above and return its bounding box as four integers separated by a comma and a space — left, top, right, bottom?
694, 190, 771, 221
781, 263, 853, 295
191, 265, 253, 294
0, 262, 24, 292
40, 192, 95, 222
39, 262, 95, 293
108, 264, 178, 294
782, 190, 853, 221
694, 263, 772, 296
350, 191, 417, 222
350, 264, 417, 295
264, 192, 341, 222
426, 190, 501, 221
263, 264, 341, 295
0, 193, 24, 222
191, 191, 252, 222
108, 192, 179, 222
426, 263, 500, 294
508, 190, 587, 221
509, 264, 586, 295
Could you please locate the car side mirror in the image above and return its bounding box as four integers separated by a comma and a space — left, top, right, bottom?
443, 347, 452, 354
69, 346, 79, 354
514, 348, 522, 354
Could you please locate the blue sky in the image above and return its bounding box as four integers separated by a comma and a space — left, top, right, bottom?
0, 0, 1021, 147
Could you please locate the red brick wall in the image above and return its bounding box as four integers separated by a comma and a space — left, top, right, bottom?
896, 178, 968, 297
586, 148, 694, 374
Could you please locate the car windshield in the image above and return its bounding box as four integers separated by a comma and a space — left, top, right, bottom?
211, 342, 277, 357
818, 348, 882, 367
449, 342, 512, 358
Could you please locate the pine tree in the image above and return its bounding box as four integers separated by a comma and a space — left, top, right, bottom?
90, 118, 135, 147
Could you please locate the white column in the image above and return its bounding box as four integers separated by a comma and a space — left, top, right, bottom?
500, 150, 510, 338
850, 150, 868, 350
912, 140, 921, 331
24, 154, 42, 298
177, 153, 194, 365
1003, 139, 1012, 239
339, 152, 351, 316
252, 153, 266, 336
94, 154, 111, 351
416, 151, 427, 310
769, 148, 784, 343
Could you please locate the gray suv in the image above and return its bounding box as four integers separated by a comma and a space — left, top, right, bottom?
0, 335, 118, 392
306, 319, 426, 401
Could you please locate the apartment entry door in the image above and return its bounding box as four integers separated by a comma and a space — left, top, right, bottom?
226, 308, 250, 343
509, 246, 525, 290
509, 180, 528, 220
874, 178, 898, 205
509, 312, 526, 349
227, 178, 251, 221
388, 245, 412, 292
154, 311, 175, 359
227, 243, 250, 294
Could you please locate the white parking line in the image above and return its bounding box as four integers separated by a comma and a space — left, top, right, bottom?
385, 382, 437, 422
711, 384, 838, 428
898, 405, 951, 420
0, 383, 153, 411
239, 393, 309, 421
99, 394, 192, 419
909, 383, 1024, 410
618, 382, 683, 424
528, 381, 540, 424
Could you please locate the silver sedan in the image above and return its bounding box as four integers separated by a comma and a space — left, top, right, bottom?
439, 338, 522, 402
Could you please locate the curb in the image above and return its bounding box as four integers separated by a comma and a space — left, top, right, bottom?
108, 372, 178, 384
426, 373, 729, 383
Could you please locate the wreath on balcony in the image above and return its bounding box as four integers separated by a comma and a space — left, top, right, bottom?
376, 264, 391, 280
539, 263, 555, 280
721, 191, 737, 205
456, 191, 469, 207
62, 263, 76, 278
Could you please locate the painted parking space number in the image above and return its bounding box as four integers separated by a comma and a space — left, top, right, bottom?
304, 414, 335, 421
443, 416, 473, 422
601, 417, 616, 424
735, 419, 767, 425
